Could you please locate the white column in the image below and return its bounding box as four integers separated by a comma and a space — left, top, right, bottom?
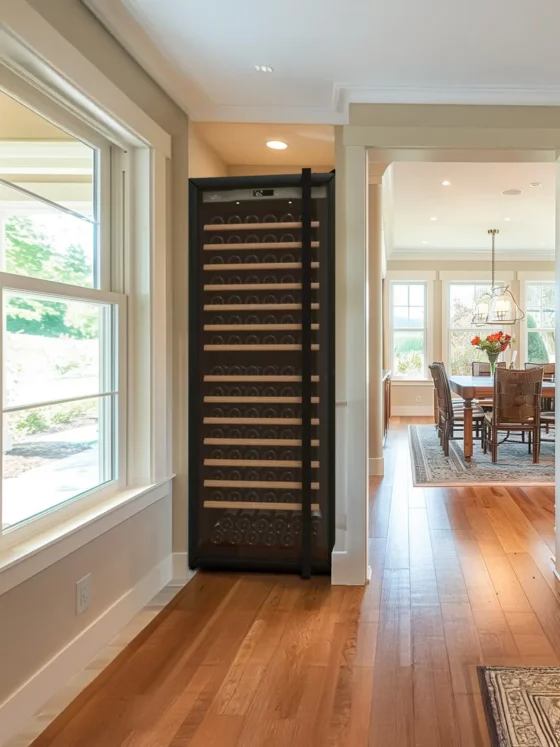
332, 130, 369, 585
368, 170, 388, 476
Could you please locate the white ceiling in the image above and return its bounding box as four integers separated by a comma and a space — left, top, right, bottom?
386, 162, 556, 260
85, 0, 560, 123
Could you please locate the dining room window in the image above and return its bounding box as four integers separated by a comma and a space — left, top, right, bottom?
390, 282, 427, 379
448, 283, 493, 375
525, 282, 555, 363
0, 88, 126, 533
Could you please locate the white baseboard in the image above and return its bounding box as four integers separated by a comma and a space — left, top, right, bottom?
0, 555, 172, 746
369, 457, 384, 476
170, 552, 196, 586
331, 550, 368, 586
391, 405, 433, 417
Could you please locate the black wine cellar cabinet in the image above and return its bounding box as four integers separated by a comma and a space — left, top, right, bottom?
188, 170, 335, 577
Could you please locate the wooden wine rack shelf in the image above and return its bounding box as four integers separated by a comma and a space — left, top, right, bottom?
203, 396, 319, 404
203, 221, 320, 231
203, 501, 321, 511
204, 480, 320, 490
203, 417, 320, 425
203, 262, 319, 271
203, 375, 320, 382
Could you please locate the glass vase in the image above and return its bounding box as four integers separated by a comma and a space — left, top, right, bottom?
487, 351, 499, 377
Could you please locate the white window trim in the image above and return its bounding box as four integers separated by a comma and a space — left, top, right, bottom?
519, 277, 556, 366
385, 270, 435, 383
0, 5, 173, 591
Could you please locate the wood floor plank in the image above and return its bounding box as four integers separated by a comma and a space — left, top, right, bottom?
25, 418, 559, 747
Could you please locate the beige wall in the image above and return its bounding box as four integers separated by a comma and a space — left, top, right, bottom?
385, 258, 555, 413
189, 124, 227, 179
0, 497, 171, 705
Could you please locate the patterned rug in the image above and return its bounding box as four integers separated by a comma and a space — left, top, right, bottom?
409, 424, 555, 486
479, 666, 560, 746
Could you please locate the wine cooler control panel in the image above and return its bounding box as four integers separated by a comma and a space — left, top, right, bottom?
188, 172, 334, 576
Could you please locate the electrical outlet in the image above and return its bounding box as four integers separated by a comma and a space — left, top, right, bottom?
415, 396, 422, 404
76, 574, 91, 615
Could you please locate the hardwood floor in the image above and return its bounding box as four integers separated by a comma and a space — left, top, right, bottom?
29, 417, 559, 747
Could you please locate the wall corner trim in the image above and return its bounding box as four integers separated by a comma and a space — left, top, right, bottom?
368, 457, 385, 476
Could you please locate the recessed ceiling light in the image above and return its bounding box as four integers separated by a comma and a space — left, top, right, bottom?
254, 65, 273, 73
504, 217, 511, 221
441, 180, 451, 186
501, 189, 522, 196
430, 216, 437, 221
539, 241, 545, 246
422, 240, 428, 244
530, 181, 542, 187
266, 140, 288, 150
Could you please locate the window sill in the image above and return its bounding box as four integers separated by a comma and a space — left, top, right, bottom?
391, 379, 433, 386
0, 479, 173, 597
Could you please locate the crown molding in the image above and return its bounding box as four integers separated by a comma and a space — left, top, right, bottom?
389, 247, 555, 262
344, 84, 560, 107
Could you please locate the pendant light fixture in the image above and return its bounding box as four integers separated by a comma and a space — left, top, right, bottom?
472, 229, 525, 326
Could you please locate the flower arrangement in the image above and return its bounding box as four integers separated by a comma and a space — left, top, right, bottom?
470, 331, 512, 374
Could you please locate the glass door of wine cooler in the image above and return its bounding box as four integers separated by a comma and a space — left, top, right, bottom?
188, 171, 334, 576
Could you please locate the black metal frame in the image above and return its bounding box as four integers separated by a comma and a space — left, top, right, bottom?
188, 171, 336, 575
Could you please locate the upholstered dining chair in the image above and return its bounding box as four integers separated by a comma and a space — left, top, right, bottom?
483, 366, 543, 464
429, 362, 484, 456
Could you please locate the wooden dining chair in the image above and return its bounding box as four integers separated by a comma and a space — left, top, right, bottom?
525, 362, 555, 380
429, 362, 484, 456
483, 366, 543, 463
471, 361, 506, 376
471, 360, 506, 410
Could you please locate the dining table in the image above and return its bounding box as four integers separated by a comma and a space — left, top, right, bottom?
448, 375, 555, 460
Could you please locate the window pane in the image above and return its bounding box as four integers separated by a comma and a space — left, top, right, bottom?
449, 330, 493, 376
0, 90, 94, 219
409, 285, 424, 306
4, 292, 115, 409
408, 306, 424, 327
528, 330, 555, 363
392, 285, 408, 306
3, 395, 114, 528
1, 183, 95, 288
527, 310, 542, 328
393, 330, 424, 378
450, 284, 490, 328
542, 284, 555, 308
526, 284, 542, 307
393, 306, 410, 328
542, 310, 555, 328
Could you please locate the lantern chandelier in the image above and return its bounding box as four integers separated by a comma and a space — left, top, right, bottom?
472, 229, 525, 326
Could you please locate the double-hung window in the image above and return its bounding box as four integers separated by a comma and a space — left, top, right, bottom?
447, 283, 493, 375
0, 87, 125, 533
525, 282, 555, 363
390, 282, 427, 379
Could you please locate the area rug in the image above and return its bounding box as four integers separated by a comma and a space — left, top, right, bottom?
409, 424, 554, 486
479, 666, 560, 746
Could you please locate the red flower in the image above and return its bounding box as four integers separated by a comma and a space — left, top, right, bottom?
471, 336, 481, 346
487, 332, 502, 343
